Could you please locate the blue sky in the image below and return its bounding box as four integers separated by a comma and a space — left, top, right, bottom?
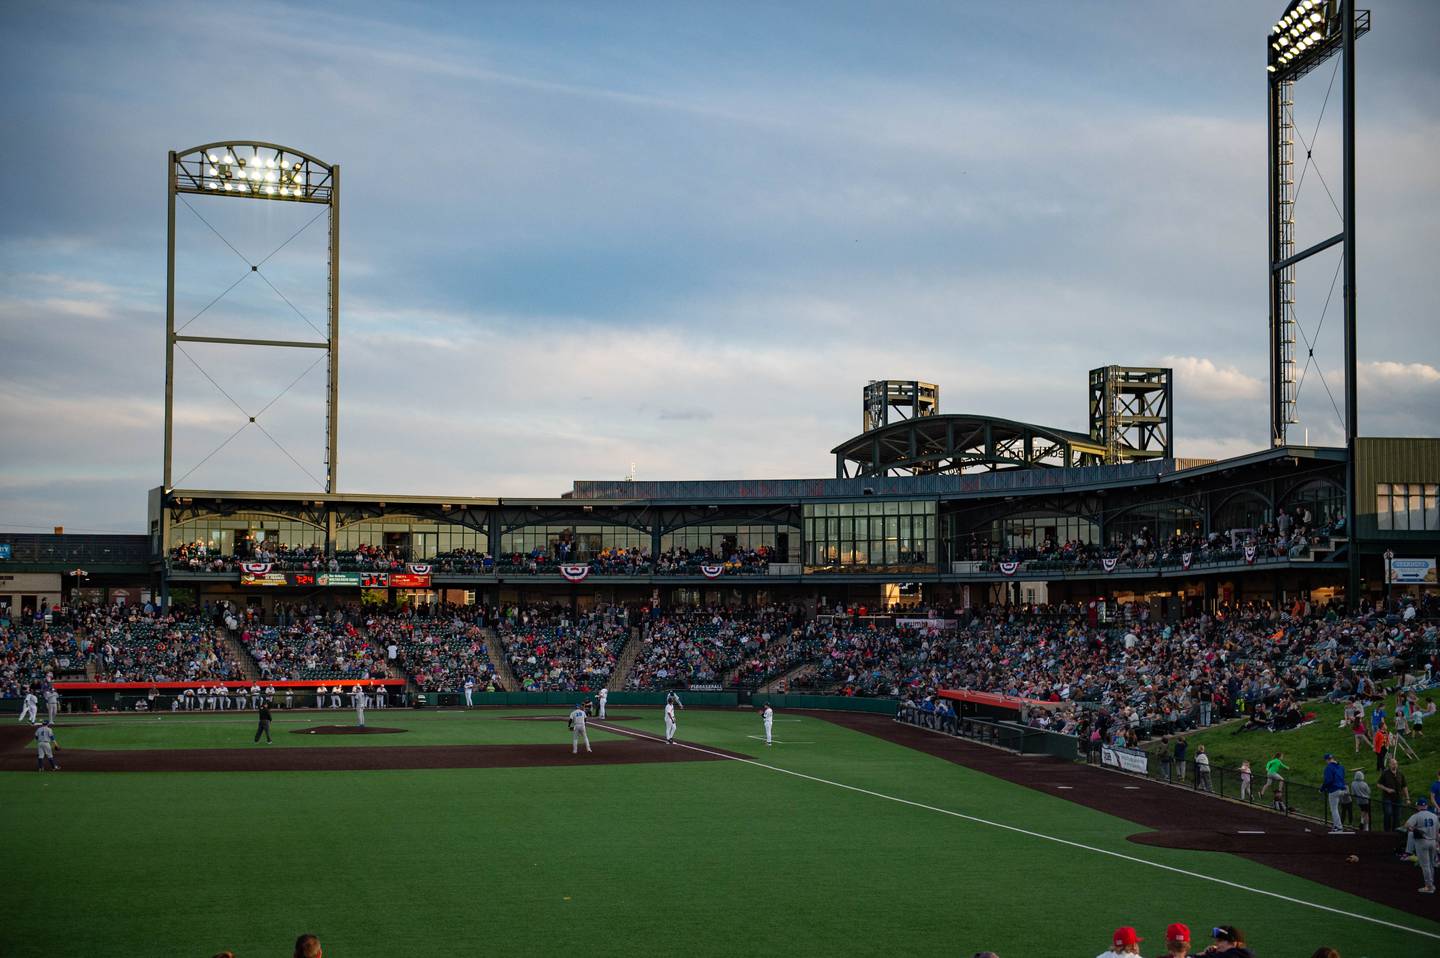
1, 1, 1437, 532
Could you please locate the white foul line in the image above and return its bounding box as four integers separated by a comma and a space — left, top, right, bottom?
589, 721, 1440, 942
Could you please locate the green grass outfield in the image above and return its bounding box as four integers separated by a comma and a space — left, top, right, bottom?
3, 708, 1438, 957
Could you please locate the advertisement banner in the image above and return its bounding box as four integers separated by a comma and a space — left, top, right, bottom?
389, 572, 432, 588
1101, 744, 1150, 775
1388, 558, 1437, 585
895, 617, 956, 631
240, 572, 290, 587
0, 544, 11, 559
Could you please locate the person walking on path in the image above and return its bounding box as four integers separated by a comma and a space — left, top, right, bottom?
1373, 723, 1389, 773
254, 700, 273, 744
1380, 757, 1409, 831
1322, 753, 1348, 832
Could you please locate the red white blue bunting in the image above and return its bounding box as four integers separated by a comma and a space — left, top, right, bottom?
998, 561, 1020, 577
241, 562, 272, 575
559, 564, 591, 582
699, 564, 724, 579
1100, 557, 1118, 573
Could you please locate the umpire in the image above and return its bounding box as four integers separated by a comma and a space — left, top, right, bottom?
254, 699, 273, 744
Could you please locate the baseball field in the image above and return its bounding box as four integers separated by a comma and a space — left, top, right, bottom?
3, 706, 1439, 957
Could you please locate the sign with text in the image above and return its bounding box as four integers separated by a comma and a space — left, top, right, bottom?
1101, 744, 1150, 775
1387, 557, 1437, 585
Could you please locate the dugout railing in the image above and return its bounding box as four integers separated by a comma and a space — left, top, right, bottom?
894, 705, 1079, 760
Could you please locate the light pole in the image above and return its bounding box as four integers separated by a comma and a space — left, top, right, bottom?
1383, 548, 1394, 612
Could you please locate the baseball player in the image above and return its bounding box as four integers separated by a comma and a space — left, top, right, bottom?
569, 704, 592, 754
664, 697, 678, 744
264, 684, 276, 706
205, 685, 217, 711
464, 677, 476, 709
330, 686, 342, 709
182, 688, 195, 711
351, 684, 366, 728
18, 689, 38, 724
375, 683, 387, 709
250, 682, 262, 706
1405, 798, 1439, 894
315, 685, 328, 710
43, 687, 59, 724
235, 686, 248, 711
34, 721, 59, 771
762, 703, 774, 746
284, 685, 293, 709
597, 687, 608, 719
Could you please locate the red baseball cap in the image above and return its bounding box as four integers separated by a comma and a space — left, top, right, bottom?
1167, 923, 1191, 943
1113, 927, 1142, 948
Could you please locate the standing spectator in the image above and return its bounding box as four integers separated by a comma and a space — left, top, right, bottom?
1379, 758, 1409, 831
1195, 745, 1213, 793
1372, 723, 1389, 773
1238, 760, 1252, 802
1158, 736, 1172, 782
1350, 770, 1371, 831
1097, 926, 1143, 957
1200, 925, 1252, 956
1322, 753, 1348, 832
1174, 737, 1188, 782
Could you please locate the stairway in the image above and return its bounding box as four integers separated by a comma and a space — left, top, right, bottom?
218, 629, 262, 680
482, 627, 519, 692
607, 627, 645, 690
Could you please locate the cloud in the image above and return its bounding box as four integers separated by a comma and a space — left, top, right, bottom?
1163, 356, 1265, 401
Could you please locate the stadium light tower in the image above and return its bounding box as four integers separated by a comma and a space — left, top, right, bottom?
163, 141, 340, 493
1265, 2, 1367, 599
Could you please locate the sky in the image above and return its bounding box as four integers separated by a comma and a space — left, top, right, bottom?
1, 0, 1437, 534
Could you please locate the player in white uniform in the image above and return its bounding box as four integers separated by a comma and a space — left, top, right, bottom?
19, 690, 39, 724
664, 700, 678, 744
762, 703, 774, 746
597, 687, 608, 719
330, 686, 342, 709
34, 721, 59, 771
375, 683, 387, 709
314, 685, 327, 709
284, 685, 293, 709
569, 705, 592, 754
351, 684, 366, 728
235, 686, 248, 710
1406, 798, 1439, 894
44, 688, 60, 724
463, 677, 476, 709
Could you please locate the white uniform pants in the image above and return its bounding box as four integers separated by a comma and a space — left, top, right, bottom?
764, 720, 773, 744
1418, 839, 1437, 889
465, 690, 474, 707
665, 717, 676, 741
46, 702, 58, 723
355, 706, 365, 727
331, 695, 341, 708
19, 703, 37, 723
573, 727, 591, 753
37, 742, 55, 766
598, 700, 606, 718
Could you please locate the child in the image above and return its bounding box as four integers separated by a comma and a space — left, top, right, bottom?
1239, 759, 1253, 802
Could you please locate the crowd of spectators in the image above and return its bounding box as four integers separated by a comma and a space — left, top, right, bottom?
497, 605, 631, 692
368, 611, 496, 692
968, 510, 1340, 575
241, 614, 390, 681
627, 607, 801, 689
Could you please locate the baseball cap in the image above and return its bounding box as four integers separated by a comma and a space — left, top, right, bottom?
1211, 925, 1239, 942
1113, 927, 1142, 948
1166, 923, 1191, 944
1324, 752, 1333, 760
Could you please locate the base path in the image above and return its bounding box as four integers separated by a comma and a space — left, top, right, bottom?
817, 711, 1440, 923
0, 724, 741, 774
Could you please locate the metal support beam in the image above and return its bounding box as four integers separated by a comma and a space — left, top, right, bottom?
174, 335, 330, 349
1342, 3, 1360, 603
164, 151, 177, 491
1271, 231, 1344, 273
327, 165, 341, 495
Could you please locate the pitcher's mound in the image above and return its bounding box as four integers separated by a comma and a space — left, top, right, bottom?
292, 726, 407, 735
